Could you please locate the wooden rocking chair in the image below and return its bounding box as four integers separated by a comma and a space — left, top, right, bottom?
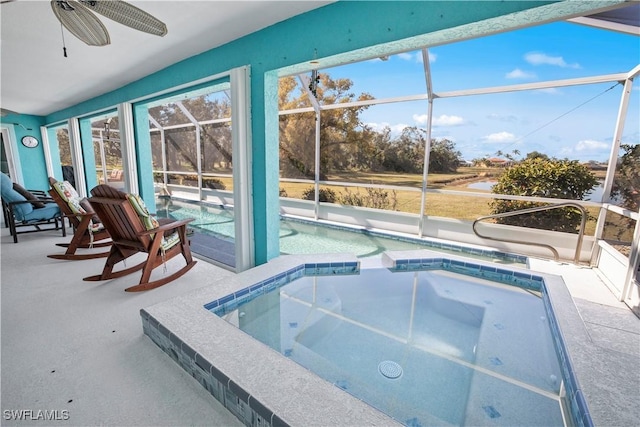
83, 185, 197, 292
47, 177, 112, 260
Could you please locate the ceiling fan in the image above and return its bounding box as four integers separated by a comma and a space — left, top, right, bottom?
1, 0, 167, 47
50, 0, 168, 46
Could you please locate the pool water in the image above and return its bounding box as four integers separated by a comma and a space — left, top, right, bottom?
156, 197, 236, 239
215, 268, 564, 426
156, 198, 526, 265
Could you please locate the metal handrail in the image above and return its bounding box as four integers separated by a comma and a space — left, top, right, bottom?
472, 202, 588, 264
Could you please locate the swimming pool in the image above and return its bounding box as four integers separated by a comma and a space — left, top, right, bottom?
211, 267, 564, 426
141, 251, 589, 427
156, 197, 526, 265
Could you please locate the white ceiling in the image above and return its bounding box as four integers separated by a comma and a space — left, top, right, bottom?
1, 1, 637, 118
0, 0, 332, 116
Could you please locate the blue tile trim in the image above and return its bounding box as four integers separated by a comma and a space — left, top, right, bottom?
271, 413, 290, 427
141, 311, 283, 427
207, 261, 361, 316
388, 257, 544, 292
169, 333, 182, 348
248, 395, 274, 423
158, 323, 170, 338
541, 286, 588, 427
181, 342, 196, 359
229, 380, 250, 403
210, 364, 229, 385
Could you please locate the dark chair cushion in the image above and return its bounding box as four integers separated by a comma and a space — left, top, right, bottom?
12, 183, 46, 209
79, 198, 101, 224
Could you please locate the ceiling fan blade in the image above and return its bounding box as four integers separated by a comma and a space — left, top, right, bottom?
51, 0, 110, 46
79, 1, 167, 37
1, 108, 19, 117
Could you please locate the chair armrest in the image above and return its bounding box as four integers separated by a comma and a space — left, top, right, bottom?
138, 218, 195, 237
27, 189, 56, 202
28, 189, 49, 198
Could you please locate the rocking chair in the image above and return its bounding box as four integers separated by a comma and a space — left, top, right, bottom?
47, 177, 112, 260
83, 185, 197, 292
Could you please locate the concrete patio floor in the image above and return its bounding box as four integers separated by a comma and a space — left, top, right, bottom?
0, 226, 241, 426
1, 224, 638, 426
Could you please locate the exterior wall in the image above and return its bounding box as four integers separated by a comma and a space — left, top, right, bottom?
0, 113, 47, 189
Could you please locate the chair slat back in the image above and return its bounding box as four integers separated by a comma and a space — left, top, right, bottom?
89, 185, 151, 251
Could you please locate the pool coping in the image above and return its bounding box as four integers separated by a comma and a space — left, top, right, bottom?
141, 250, 593, 427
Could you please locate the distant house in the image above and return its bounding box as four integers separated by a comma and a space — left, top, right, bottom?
486, 157, 512, 167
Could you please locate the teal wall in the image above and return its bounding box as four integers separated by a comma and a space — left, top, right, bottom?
132, 104, 156, 204
5, 1, 563, 265
0, 113, 47, 189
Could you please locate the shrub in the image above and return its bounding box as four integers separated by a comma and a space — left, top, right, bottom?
338, 187, 397, 210
489, 158, 597, 233
202, 178, 226, 190
302, 187, 337, 203
611, 143, 639, 212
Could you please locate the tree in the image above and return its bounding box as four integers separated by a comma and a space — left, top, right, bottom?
148, 94, 232, 174
378, 127, 459, 174
611, 143, 639, 212
489, 158, 598, 233
381, 126, 425, 173
525, 151, 550, 161
56, 128, 72, 166
429, 138, 461, 173
278, 74, 375, 179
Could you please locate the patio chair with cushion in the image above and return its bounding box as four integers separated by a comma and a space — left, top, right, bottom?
83, 185, 197, 292
47, 177, 111, 260
0, 172, 65, 243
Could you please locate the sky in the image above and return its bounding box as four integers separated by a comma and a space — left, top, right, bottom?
320, 21, 639, 163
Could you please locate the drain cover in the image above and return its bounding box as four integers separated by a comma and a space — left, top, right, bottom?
378, 360, 403, 379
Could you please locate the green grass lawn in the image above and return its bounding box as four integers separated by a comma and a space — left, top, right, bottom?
278, 168, 609, 235
164, 167, 621, 238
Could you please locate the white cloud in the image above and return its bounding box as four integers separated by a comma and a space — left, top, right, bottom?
434, 114, 464, 126
506, 68, 536, 79
524, 52, 580, 69
482, 131, 517, 143
413, 114, 464, 126
397, 52, 413, 61
575, 139, 609, 151
365, 122, 408, 134
412, 114, 428, 124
